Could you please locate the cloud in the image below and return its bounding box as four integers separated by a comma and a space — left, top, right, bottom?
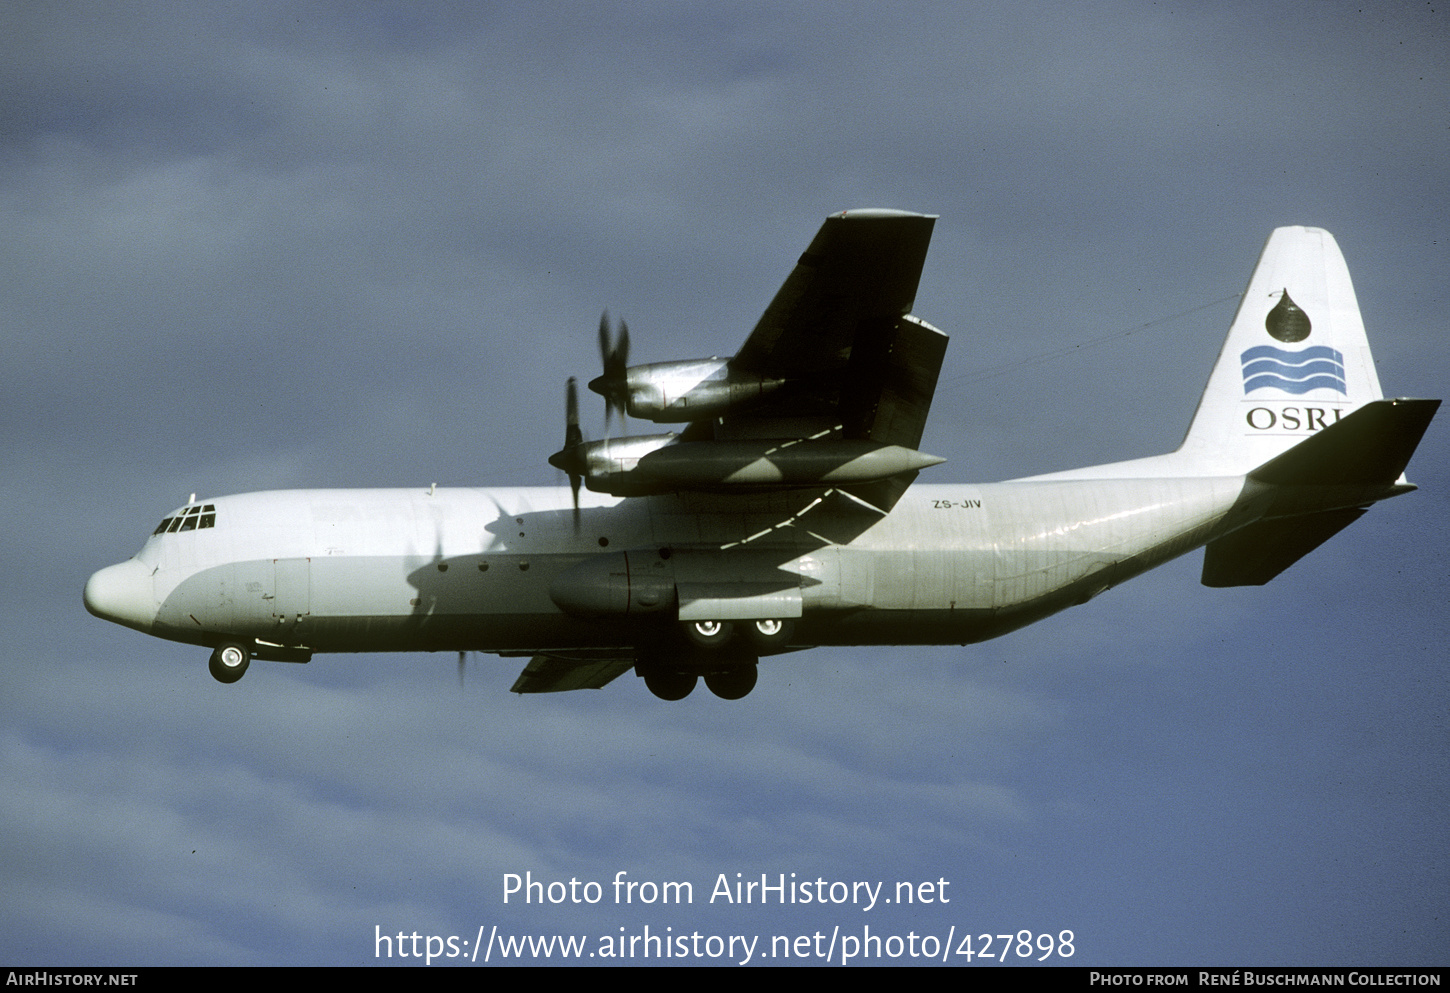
3, 1, 1446, 965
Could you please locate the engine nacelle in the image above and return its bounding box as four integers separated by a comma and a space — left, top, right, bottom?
592, 357, 787, 423
573, 436, 945, 497
635, 438, 944, 489
573, 433, 678, 496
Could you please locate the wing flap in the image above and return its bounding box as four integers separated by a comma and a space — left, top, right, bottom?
841, 314, 949, 449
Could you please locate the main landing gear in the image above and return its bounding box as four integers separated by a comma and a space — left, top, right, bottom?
208, 642, 251, 683
703, 665, 757, 700
637, 618, 794, 701
640, 666, 700, 701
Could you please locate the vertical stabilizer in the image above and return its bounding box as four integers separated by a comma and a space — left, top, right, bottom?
1175, 227, 1383, 474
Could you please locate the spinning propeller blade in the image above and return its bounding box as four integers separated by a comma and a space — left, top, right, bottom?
547, 377, 586, 531
589, 311, 630, 430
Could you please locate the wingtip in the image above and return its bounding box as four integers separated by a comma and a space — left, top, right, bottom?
832, 208, 939, 221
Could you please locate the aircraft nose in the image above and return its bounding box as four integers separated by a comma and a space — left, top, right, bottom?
84, 559, 157, 631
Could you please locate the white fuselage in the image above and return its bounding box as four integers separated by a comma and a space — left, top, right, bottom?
81, 223, 1433, 692
88, 475, 1256, 657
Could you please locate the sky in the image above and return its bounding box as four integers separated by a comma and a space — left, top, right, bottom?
2, 0, 1446, 967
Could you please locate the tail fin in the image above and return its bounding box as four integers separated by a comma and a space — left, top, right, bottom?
1176, 227, 1385, 474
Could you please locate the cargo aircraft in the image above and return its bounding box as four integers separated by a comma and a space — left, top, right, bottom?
85, 211, 1437, 700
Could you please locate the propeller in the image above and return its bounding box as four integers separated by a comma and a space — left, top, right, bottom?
589, 311, 631, 429
547, 377, 586, 531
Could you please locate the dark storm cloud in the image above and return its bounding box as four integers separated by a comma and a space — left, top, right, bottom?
2, 1, 1445, 965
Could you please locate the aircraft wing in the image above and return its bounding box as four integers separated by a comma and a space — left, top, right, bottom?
508, 651, 635, 693
734, 209, 937, 379
555, 209, 948, 513
715, 209, 948, 456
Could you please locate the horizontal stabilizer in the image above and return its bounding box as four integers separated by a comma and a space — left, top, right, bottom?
1203, 397, 1438, 586
509, 652, 635, 693
1202, 508, 1366, 587
1247, 398, 1439, 486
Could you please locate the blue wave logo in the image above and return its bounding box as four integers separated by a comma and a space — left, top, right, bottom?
1240, 345, 1346, 395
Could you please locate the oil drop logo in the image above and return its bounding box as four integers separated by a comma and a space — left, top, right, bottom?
1239, 288, 1345, 395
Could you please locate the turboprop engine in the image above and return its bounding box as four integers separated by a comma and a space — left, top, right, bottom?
548, 430, 680, 498
588, 313, 786, 424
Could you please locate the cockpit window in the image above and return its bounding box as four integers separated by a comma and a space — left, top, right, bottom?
153, 504, 216, 535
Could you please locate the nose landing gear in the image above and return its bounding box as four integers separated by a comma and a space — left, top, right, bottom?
208, 642, 251, 683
